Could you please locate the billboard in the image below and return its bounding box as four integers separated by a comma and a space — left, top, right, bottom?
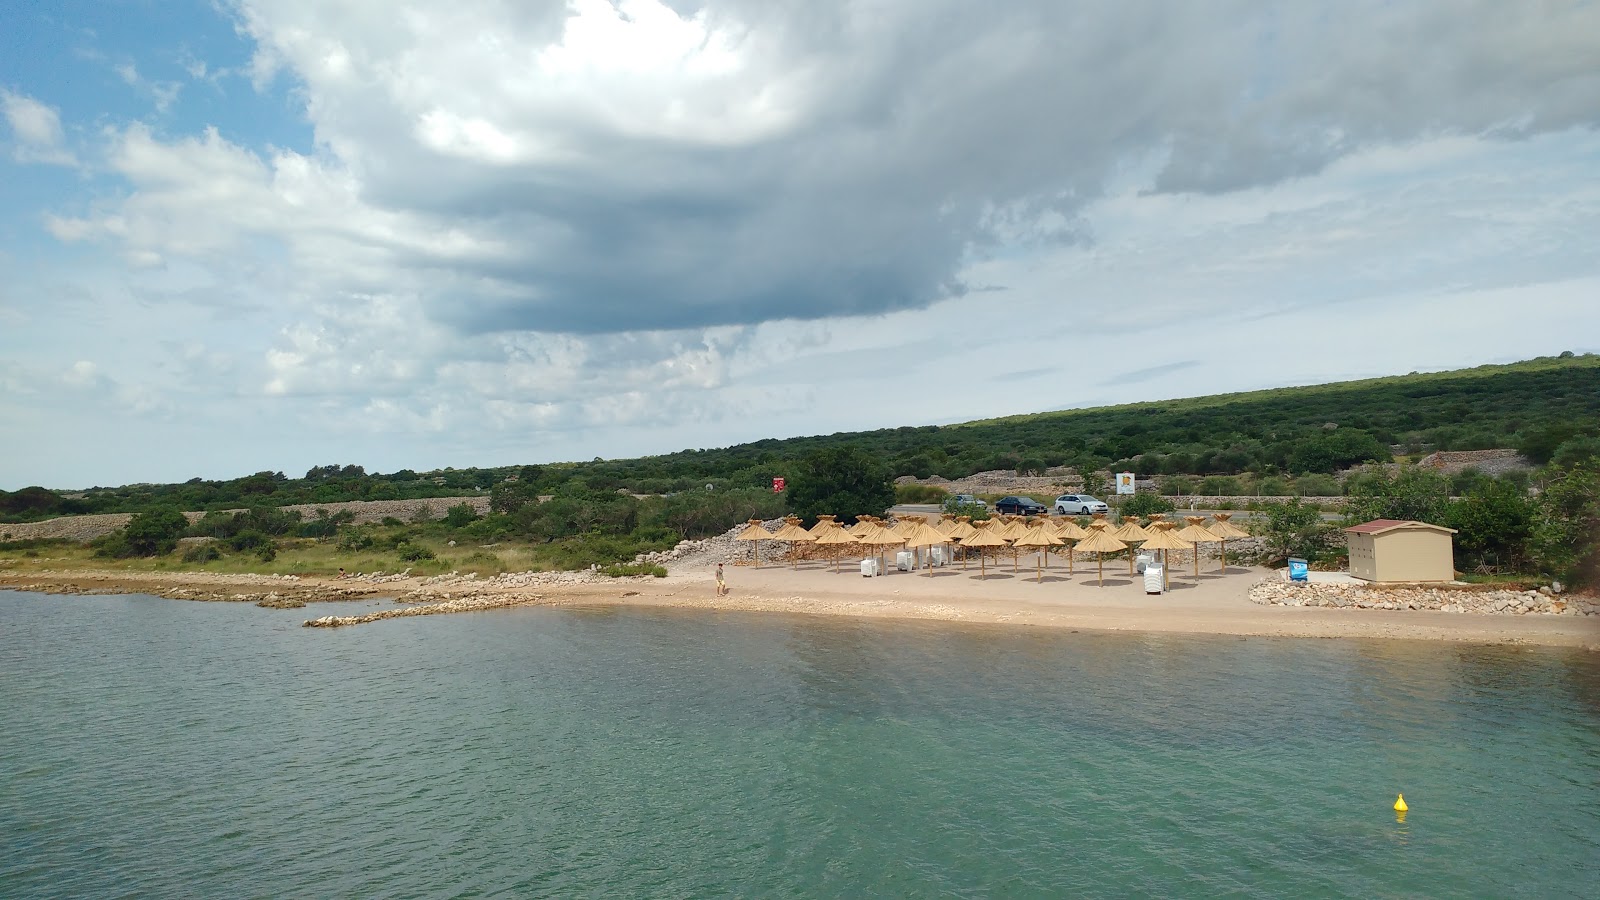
773, 477, 786, 493
1115, 472, 1136, 495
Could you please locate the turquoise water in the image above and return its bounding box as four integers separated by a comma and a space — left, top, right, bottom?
2, 590, 1597, 898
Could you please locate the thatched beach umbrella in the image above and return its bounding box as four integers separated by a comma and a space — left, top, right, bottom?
1207, 513, 1251, 574
991, 516, 1031, 572
1174, 517, 1222, 580
770, 518, 817, 569
806, 514, 840, 537
1012, 523, 1064, 582
905, 521, 951, 576
814, 523, 860, 573
1139, 521, 1191, 592
735, 519, 777, 568
1074, 522, 1128, 587
946, 518, 977, 568
1054, 518, 1089, 574
859, 523, 907, 573
959, 520, 1008, 579
1112, 515, 1151, 575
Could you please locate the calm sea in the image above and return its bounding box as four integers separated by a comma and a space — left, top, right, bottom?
2, 590, 1597, 898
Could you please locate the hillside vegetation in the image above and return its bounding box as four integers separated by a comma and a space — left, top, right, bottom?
3, 353, 1598, 522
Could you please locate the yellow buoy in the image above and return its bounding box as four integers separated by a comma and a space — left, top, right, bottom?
1394, 793, 1408, 812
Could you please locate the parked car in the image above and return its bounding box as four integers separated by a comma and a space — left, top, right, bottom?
994, 495, 1048, 515
948, 493, 988, 509
1054, 494, 1109, 515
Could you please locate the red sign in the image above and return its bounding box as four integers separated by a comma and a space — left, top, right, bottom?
773, 477, 786, 493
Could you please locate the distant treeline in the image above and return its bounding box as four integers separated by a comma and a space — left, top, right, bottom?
4, 354, 1598, 524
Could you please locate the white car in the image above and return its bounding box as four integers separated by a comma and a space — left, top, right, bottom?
1054, 494, 1109, 515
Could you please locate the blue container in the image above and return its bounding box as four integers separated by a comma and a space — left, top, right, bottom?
1288, 558, 1309, 582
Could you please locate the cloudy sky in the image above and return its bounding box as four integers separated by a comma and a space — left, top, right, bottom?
3, 1, 1598, 489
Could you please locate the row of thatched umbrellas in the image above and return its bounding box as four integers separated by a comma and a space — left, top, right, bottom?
735, 512, 1251, 587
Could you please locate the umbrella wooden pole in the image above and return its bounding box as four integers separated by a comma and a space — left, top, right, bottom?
1036, 555, 1043, 583
1097, 554, 1104, 587
1219, 538, 1227, 574
1193, 544, 1201, 580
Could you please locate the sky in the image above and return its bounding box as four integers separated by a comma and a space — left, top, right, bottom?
2, 1, 1599, 490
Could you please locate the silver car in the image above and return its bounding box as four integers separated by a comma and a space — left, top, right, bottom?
1054, 494, 1109, 515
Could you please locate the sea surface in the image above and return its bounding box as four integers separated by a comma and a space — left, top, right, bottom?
2, 589, 1597, 898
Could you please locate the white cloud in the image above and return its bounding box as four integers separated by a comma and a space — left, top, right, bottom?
0, 90, 77, 166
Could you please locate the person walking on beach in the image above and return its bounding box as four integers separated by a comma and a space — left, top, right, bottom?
715, 563, 727, 596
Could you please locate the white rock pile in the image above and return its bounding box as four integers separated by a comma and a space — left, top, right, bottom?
1249, 578, 1598, 616
633, 518, 787, 571
304, 592, 541, 627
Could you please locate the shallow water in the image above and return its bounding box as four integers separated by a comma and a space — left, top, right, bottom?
3, 590, 1597, 897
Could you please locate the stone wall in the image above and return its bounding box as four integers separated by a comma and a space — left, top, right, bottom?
1249, 578, 1596, 616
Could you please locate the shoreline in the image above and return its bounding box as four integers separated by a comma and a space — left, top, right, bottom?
4, 565, 1598, 648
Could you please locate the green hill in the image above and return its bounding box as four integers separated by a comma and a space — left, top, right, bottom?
4, 353, 1598, 521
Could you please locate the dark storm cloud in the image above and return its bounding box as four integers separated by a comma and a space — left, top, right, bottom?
241, 0, 1600, 335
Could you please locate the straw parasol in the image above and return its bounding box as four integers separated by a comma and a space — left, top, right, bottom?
991, 516, 1032, 572
1112, 515, 1151, 575
806, 514, 840, 537
1139, 521, 1191, 592
734, 519, 777, 568
848, 517, 877, 538
946, 517, 977, 568
1174, 516, 1222, 580
1053, 517, 1089, 574
904, 520, 951, 576
859, 522, 907, 573
1074, 522, 1128, 587
958, 520, 1008, 579
1012, 523, 1064, 582
1207, 513, 1251, 574
813, 523, 860, 573
770, 517, 817, 569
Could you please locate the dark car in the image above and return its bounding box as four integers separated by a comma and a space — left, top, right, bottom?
994, 495, 1047, 515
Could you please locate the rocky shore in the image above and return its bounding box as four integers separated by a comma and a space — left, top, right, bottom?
1249, 579, 1598, 616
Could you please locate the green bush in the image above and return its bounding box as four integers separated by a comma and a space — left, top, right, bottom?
337, 530, 376, 552
181, 543, 222, 564
94, 508, 189, 558
1255, 499, 1341, 566
396, 541, 435, 561
895, 483, 950, 504
442, 503, 480, 528
254, 544, 277, 562
381, 516, 405, 527
227, 529, 272, 552
1529, 461, 1600, 585
1120, 493, 1176, 518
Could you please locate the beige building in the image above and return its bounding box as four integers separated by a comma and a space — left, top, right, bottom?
1344, 519, 1458, 583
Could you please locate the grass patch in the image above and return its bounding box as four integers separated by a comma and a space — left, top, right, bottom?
599, 562, 668, 578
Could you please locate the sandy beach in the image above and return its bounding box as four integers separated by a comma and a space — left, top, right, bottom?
4, 559, 1597, 648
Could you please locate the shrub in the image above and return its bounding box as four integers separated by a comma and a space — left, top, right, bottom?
1120, 493, 1176, 518
1293, 474, 1341, 497
254, 544, 277, 562
1255, 499, 1341, 566
442, 503, 480, 528
337, 530, 376, 552
895, 483, 950, 504
95, 508, 189, 558
227, 529, 272, 552
381, 516, 405, 527
396, 542, 435, 561
181, 543, 222, 564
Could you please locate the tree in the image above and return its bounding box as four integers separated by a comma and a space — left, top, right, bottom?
1257, 499, 1339, 565
443, 503, 480, 528
1286, 428, 1390, 474
119, 508, 189, 557
785, 445, 893, 525
1447, 479, 1534, 571
1120, 492, 1176, 518
1530, 461, 1600, 585
489, 480, 541, 515
1343, 467, 1451, 525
